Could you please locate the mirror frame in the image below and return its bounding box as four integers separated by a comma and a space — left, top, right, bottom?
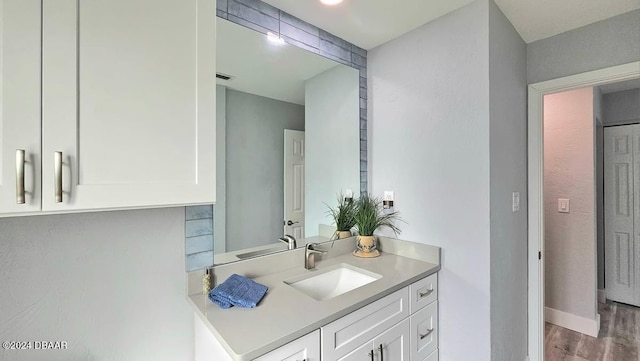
185, 0, 368, 271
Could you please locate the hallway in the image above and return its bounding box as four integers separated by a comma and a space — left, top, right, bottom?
545, 301, 640, 360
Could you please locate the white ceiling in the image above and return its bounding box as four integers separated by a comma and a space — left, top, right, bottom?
217, 19, 340, 105
263, 0, 640, 49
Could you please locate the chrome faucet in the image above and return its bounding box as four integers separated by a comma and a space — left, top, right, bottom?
278, 234, 297, 250
305, 243, 328, 270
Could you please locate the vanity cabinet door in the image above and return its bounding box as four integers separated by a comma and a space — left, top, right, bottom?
373, 318, 410, 361
321, 288, 409, 360
254, 330, 320, 361
41, 0, 215, 211
0, 0, 41, 214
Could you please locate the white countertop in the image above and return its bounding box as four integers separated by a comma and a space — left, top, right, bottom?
188, 237, 440, 360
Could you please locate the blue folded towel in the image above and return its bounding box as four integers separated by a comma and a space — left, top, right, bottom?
208, 274, 268, 309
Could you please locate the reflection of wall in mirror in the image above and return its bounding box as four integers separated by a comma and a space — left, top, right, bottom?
305, 65, 361, 237
223, 87, 304, 252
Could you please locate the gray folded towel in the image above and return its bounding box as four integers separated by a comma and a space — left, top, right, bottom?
208, 274, 268, 309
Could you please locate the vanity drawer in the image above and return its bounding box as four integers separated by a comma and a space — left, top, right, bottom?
254, 330, 320, 361
410, 300, 438, 360
409, 273, 437, 313
321, 287, 409, 360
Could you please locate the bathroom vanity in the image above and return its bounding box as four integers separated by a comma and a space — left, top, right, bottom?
188, 237, 440, 361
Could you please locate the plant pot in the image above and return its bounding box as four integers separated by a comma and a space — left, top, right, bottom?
353, 235, 380, 258
337, 230, 352, 239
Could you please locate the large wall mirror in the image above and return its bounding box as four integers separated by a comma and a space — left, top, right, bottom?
212, 18, 362, 265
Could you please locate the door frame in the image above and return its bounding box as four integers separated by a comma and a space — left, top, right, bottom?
527, 61, 640, 361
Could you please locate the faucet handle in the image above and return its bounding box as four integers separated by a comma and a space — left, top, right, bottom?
278, 235, 297, 250
306, 242, 328, 254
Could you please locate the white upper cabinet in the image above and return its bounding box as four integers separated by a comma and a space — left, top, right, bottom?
0, 0, 42, 214
1, 0, 216, 215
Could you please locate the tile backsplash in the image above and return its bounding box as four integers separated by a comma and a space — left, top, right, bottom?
185, 205, 214, 271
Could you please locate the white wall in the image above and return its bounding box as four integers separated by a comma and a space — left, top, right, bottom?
304, 65, 360, 236
368, 1, 492, 360
225, 89, 304, 251
0, 208, 193, 361
527, 9, 640, 83
488, 1, 528, 360
543, 87, 597, 321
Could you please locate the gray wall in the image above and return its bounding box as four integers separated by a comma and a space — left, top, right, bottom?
305, 65, 360, 236
0, 208, 194, 361
368, 1, 492, 359
527, 9, 640, 84
226, 89, 304, 251
488, 1, 528, 360
603, 88, 640, 125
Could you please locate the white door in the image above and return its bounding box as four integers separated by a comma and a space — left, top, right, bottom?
604, 124, 640, 306
40, 0, 215, 211
284, 130, 305, 240
0, 0, 41, 214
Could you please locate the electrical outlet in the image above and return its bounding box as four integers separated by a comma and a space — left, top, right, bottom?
383, 191, 394, 201
344, 189, 353, 198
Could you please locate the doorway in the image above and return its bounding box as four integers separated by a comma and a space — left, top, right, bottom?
527, 61, 640, 361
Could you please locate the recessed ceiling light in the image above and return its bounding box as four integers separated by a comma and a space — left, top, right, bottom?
320, 0, 343, 5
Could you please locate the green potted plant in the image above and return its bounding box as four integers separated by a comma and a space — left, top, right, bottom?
326, 195, 358, 239
353, 194, 403, 258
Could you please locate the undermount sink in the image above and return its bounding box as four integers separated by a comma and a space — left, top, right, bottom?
284, 263, 382, 301
236, 246, 286, 260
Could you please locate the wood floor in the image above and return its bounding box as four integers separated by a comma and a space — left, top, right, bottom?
545, 301, 640, 360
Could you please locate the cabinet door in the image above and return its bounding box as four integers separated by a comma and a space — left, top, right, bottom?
373, 318, 410, 361
41, 0, 215, 211
254, 330, 320, 361
0, 0, 41, 214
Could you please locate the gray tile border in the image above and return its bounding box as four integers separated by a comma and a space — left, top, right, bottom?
228, 1, 279, 34
186, 205, 213, 220
217, 0, 228, 12
186, 218, 213, 238
186, 234, 215, 254
186, 251, 214, 272
232, 0, 279, 19
280, 12, 320, 38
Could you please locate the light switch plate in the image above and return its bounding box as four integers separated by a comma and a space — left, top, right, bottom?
512, 192, 520, 212
558, 198, 570, 213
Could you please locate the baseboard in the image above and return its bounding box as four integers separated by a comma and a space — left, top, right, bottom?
598, 289, 606, 304
545, 307, 599, 337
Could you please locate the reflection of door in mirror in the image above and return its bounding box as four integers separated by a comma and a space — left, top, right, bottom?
284, 130, 305, 239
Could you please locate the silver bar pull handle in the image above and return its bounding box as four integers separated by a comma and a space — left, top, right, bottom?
16, 149, 25, 204
419, 288, 434, 298
54, 151, 63, 203
419, 328, 434, 340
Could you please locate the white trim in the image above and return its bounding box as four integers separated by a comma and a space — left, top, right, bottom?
527, 61, 640, 361
545, 307, 600, 337
598, 289, 607, 304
